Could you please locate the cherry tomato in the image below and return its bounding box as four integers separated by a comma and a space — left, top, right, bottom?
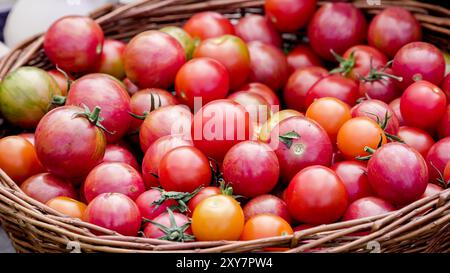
223, 141, 279, 197
235, 14, 282, 48
21, 173, 77, 203
337, 117, 387, 159
35, 106, 106, 179
286, 45, 322, 73
183, 11, 235, 40
144, 211, 192, 241
228, 91, 271, 125
47, 69, 74, 96
283, 66, 328, 112
258, 110, 303, 142
241, 214, 293, 241
265, 0, 316, 32
397, 126, 435, 158
343, 197, 394, 221
18, 133, 35, 146
97, 39, 126, 79
191, 99, 253, 161
159, 146, 212, 193
437, 105, 450, 138
389, 98, 405, 126
135, 189, 178, 221
139, 105, 192, 152
44, 16, 104, 73
307, 3, 367, 61
351, 99, 399, 135
102, 144, 139, 171
247, 41, 289, 91
441, 74, 450, 101
46, 197, 87, 219
243, 194, 291, 224
187, 187, 221, 216
0, 136, 44, 184
84, 162, 145, 202
367, 143, 428, 206
268, 116, 333, 183
306, 97, 351, 142
360, 68, 402, 103
192, 194, 244, 241
392, 42, 445, 90
368, 7, 422, 58
444, 162, 450, 185
426, 137, 450, 184
66, 73, 132, 143
285, 166, 348, 224
160, 26, 195, 60
124, 30, 186, 89
305, 74, 360, 108
83, 193, 141, 236
400, 80, 447, 130
336, 45, 388, 80
194, 35, 250, 90
175, 57, 229, 109
331, 161, 373, 203
422, 183, 443, 199
142, 135, 193, 189
236, 82, 280, 107
123, 78, 139, 95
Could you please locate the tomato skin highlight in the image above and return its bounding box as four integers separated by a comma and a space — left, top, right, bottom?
21, 173, 78, 204
331, 161, 373, 203
183, 11, 235, 40
46, 197, 87, 219
235, 14, 282, 48
243, 194, 292, 224
35, 106, 106, 180
285, 166, 348, 225
192, 195, 244, 241
240, 214, 293, 241
343, 197, 394, 221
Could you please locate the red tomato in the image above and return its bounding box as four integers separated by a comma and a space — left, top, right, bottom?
259, 110, 303, 143
102, 144, 139, 171
285, 166, 348, 224
143, 211, 192, 241
66, 73, 131, 143
392, 42, 445, 90
286, 45, 322, 73
307, 3, 367, 61
129, 88, 179, 134
44, 16, 104, 73
441, 74, 450, 101
247, 41, 289, 91
343, 197, 394, 221
389, 98, 405, 126
268, 116, 333, 183
139, 105, 192, 152
305, 74, 360, 108
124, 30, 186, 89
235, 14, 282, 48
228, 91, 271, 125
142, 135, 193, 189
336, 45, 388, 80
83, 193, 141, 236
194, 35, 250, 90
135, 189, 178, 221
97, 39, 126, 79
35, 106, 106, 179
444, 162, 450, 185
191, 99, 253, 161
426, 137, 450, 184
240, 214, 293, 241
0, 136, 44, 184
175, 57, 229, 109
331, 161, 373, 203
46, 197, 87, 219
187, 187, 221, 216
123, 78, 139, 95
243, 194, 292, 224
265, 0, 316, 32
183, 12, 235, 40
351, 99, 399, 135
422, 183, 443, 199
21, 173, 77, 203
223, 141, 279, 197
400, 80, 447, 130
159, 146, 212, 193
283, 66, 328, 112
359, 68, 402, 103
84, 162, 145, 202
235, 82, 280, 107
47, 69, 74, 96
437, 105, 450, 138
367, 143, 428, 206
397, 126, 435, 158
368, 7, 422, 58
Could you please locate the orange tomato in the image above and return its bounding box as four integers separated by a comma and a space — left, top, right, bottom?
46, 196, 87, 219
240, 214, 293, 241
192, 195, 244, 241
258, 109, 303, 142
306, 97, 351, 142
0, 136, 44, 184
337, 117, 387, 159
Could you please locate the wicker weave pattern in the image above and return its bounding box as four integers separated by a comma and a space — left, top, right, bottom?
0, 0, 449, 253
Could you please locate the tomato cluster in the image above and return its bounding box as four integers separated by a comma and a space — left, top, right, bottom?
0, 1, 449, 244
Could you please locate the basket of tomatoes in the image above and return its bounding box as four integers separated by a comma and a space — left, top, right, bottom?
0, 0, 449, 253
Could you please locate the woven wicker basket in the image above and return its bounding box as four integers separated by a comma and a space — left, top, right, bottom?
0, 0, 449, 253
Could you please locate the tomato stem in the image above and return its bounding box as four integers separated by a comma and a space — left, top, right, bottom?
151, 187, 203, 213
73, 104, 116, 135
329, 50, 355, 77
143, 208, 195, 242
